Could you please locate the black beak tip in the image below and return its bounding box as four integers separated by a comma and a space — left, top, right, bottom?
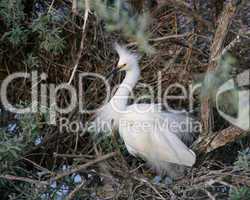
106, 67, 120, 79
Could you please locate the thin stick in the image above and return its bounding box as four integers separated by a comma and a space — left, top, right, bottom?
68, 0, 90, 85
127, 33, 189, 46
136, 177, 166, 200
154, 0, 213, 31
72, 0, 78, 14
0, 175, 48, 186
50, 152, 117, 182
220, 35, 240, 57
204, 189, 216, 200
53, 152, 94, 159
65, 181, 85, 200
150, 33, 190, 42
48, 0, 56, 13
22, 157, 53, 175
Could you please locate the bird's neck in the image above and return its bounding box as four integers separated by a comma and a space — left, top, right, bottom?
110, 67, 140, 112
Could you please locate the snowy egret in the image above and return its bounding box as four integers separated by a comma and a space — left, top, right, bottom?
95, 44, 196, 177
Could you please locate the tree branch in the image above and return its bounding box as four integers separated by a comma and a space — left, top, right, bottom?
0, 175, 48, 186
68, 0, 90, 85
201, 1, 238, 136
154, 0, 213, 31
194, 1, 246, 154
50, 152, 117, 182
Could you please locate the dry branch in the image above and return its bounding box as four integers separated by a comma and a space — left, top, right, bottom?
68, 0, 90, 85
72, 0, 78, 14
0, 175, 48, 186
65, 181, 85, 200
194, 126, 248, 153
133, 177, 166, 200
206, 126, 248, 153
155, 0, 213, 31
201, 1, 237, 136
50, 152, 117, 182
194, 1, 246, 154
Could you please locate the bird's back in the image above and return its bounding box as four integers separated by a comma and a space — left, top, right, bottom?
124, 103, 196, 145
118, 103, 196, 175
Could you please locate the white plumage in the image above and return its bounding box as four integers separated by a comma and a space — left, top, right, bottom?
95, 44, 196, 176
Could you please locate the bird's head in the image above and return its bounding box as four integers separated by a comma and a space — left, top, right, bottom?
115, 43, 139, 72
107, 44, 140, 79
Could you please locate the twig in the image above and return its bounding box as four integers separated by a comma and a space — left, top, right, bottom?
50, 152, 117, 182
22, 157, 53, 175
72, 0, 78, 14
48, 0, 56, 13
68, 0, 90, 85
0, 175, 48, 186
127, 33, 190, 47
65, 181, 85, 200
204, 189, 216, 200
150, 33, 190, 42
53, 152, 94, 159
220, 35, 241, 57
154, 0, 213, 31
137, 177, 166, 200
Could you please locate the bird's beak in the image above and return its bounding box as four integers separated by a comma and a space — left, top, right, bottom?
106, 66, 122, 79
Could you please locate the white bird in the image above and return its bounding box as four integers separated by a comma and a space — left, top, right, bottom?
94, 44, 196, 178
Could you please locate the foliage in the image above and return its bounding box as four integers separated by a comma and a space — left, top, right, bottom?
0, 0, 28, 46
0, 0, 66, 56
234, 147, 250, 170
31, 15, 66, 55
1, 25, 28, 46
0, 130, 23, 162
229, 148, 250, 200
0, 112, 40, 165
229, 186, 250, 200
89, 0, 154, 53
0, 0, 26, 26
23, 53, 39, 69
0, 112, 41, 199
0, 113, 39, 165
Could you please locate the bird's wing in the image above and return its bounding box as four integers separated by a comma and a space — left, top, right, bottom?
160, 112, 196, 146
154, 114, 196, 167
92, 102, 122, 134
119, 107, 196, 167
127, 103, 197, 145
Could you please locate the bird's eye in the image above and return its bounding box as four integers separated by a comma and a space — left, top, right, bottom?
118, 63, 127, 68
